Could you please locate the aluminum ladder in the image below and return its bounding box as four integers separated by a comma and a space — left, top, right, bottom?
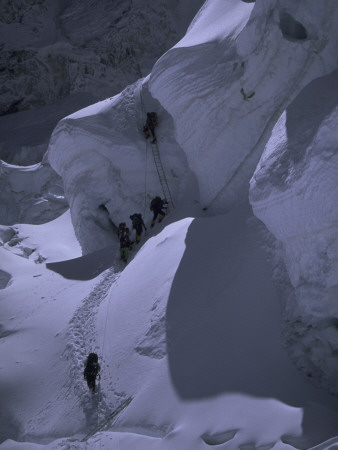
151, 141, 174, 208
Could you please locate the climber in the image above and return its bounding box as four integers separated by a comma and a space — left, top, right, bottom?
84, 353, 101, 393
130, 213, 147, 244
143, 112, 158, 144
117, 222, 127, 239
120, 227, 133, 262
150, 196, 168, 228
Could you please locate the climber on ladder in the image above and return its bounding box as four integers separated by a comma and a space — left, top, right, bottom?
143, 112, 158, 144
141, 106, 174, 215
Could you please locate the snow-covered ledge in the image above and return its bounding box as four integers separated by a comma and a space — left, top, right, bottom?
250, 70, 338, 394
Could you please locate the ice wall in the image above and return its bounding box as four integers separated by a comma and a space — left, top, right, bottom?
48, 0, 338, 257
48, 79, 190, 253
150, 0, 338, 208
250, 70, 338, 394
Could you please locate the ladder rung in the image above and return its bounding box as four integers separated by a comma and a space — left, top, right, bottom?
151, 142, 174, 207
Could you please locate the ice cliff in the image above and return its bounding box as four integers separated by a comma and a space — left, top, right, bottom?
48, 0, 338, 393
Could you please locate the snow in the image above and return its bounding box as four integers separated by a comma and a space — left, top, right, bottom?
175, 0, 252, 47
1, 0, 338, 449
1, 203, 338, 449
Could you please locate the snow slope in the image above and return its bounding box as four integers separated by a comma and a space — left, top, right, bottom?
1, 203, 338, 449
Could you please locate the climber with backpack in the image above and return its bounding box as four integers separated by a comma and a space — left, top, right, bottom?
119, 227, 133, 262
84, 353, 101, 393
130, 213, 147, 244
143, 112, 158, 144
150, 196, 168, 228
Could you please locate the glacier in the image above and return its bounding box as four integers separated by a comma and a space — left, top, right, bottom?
1, 0, 338, 449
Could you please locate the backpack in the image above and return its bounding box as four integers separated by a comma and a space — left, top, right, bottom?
84, 353, 100, 378
131, 213, 142, 228
150, 196, 161, 210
